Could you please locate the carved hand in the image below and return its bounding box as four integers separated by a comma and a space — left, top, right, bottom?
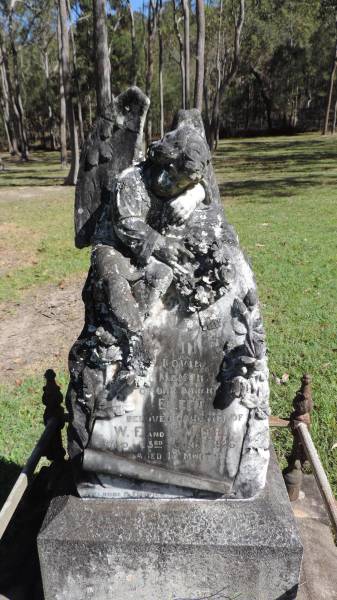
168, 183, 206, 225
154, 237, 193, 270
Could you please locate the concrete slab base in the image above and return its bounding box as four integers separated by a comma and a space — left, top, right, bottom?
37, 452, 302, 600
293, 475, 337, 600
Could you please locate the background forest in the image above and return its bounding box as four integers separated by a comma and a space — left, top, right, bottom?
2, 0, 337, 185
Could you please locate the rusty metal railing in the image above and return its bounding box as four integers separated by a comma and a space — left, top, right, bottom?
275, 373, 337, 536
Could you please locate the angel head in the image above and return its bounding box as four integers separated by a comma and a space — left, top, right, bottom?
147, 125, 211, 199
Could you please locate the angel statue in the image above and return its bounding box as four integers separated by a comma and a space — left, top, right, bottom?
66, 87, 270, 500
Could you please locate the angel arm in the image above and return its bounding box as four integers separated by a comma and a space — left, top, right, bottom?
112, 169, 164, 264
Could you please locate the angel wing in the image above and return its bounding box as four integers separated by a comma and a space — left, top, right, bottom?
74, 87, 150, 249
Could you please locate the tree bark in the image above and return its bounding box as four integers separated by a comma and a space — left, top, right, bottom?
194, 0, 205, 111
208, 0, 223, 151
67, 0, 85, 145
58, 0, 79, 185
42, 47, 57, 150
92, 0, 112, 116
172, 0, 185, 109
158, 0, 164, 137
126, 0, 138, 85
0, 35, 18, 155
203, 66, 211, 139
208, 0, 245, 150
88, 94, 93, 126
181, 0, 190, 108
145, 0, 158, 145
323, 58, 337, 135
252, 67, 272, 130
0, 93, 13, 153
57, 11, 68, 168
332, 95, 337, 134
323, 15, 337, 136
7, 10, 29, 160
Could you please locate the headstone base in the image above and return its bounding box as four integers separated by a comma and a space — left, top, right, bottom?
38, 451, 302, 600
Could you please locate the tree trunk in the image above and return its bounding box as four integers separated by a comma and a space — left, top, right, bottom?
208, 0, 223, 151
323, 13, 337, 135
208, 0, 245, 151
158, 0, 164, 137
0, 94, 13, 153
93, 0, 112, 116
323, 60, 337, 135
57, 12, 68, 168
181, 0, 190, 108
58, 0, 79, 185
145, 0, 158, 145
126, 0, 138, 85
252, 68, 272, 130
8, 10, 29, 160
172, 0, 185, 109
194, 0, 205, 111
42, 47, 57, 150
332, 96, 337, 134
77, 102, 85, 147
88, 94, 93, 126
203, 67, 211, 139
67, 0, 85, 146
0, 38, 18, 155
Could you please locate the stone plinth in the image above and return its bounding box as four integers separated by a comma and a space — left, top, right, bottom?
38, 451, 302, 600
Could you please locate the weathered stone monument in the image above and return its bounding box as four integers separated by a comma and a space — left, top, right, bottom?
38, 87, 302, 599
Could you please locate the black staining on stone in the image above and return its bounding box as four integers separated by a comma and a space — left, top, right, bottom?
66, 90, 270, 499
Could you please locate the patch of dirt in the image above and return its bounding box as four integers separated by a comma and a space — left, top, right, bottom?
0, 275, 86, 383
0, 223, 39, 276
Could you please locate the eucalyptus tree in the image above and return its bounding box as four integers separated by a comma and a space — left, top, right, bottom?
93, 0, 111, 115
322, 0, 337, 133
58, 0, 79, 184
181, 0, 190, 107
194, 0, 205, 111
204, 0, 245, 150
172, 0, 185, 108
145, 0, 159, 143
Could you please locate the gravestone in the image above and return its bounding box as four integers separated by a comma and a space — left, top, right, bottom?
38, 87, 302, 599
66, 89, 270, 500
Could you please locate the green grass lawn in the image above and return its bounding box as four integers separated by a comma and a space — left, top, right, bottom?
0, 152, 89, 304
0, 150, 68, 187
0, 133, 336, 504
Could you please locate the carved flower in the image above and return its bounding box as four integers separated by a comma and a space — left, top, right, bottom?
176, 272, 194, 296
198, 239, 210, 254
213, 245, 231, 264
214, 263, 235, 285
194, 285, 211, 307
